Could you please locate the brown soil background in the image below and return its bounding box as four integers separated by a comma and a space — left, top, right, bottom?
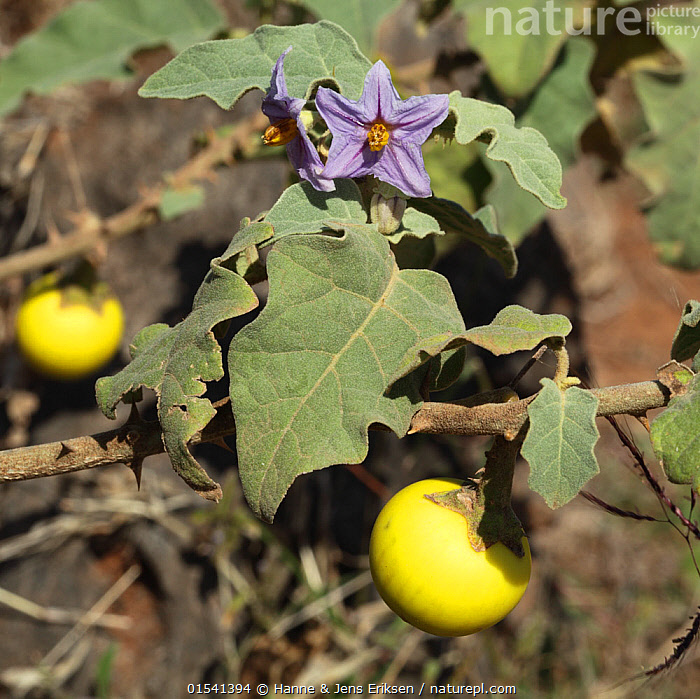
1, 1, 699, 697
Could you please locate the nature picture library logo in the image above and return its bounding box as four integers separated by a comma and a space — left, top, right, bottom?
485, 1, 700, 38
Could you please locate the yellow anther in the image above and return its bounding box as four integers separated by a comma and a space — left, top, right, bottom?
367, 122, 390, 152
262, 118, 298, 146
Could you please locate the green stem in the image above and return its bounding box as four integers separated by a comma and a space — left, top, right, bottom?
549, 337, 574, 388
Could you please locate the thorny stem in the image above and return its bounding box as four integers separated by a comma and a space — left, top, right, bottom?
410, 379, 671, 436
0, 379, 674, 489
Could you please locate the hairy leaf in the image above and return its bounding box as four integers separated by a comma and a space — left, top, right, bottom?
384, 208, 443, 245
445, 92, 566, 210
625, 10, 700, 268
522, 379, 600, 508
0, 0, 225, 116
263, 179, 366, 238
409, 197, 517, 278
139, 21, 371, 108
651, 373, 700, 491
464, 305, 572, 355
96, 239, 259, 501
220, 219, 275, 260
228, 226, 465, 520
298, 0, 402, 57
671, 300, 700, 363
260, 180, 443, 247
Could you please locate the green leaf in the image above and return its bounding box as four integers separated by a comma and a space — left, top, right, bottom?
430, 346, 467, 392
220, 218, 274, 259
484, 37, 597, 244
521, 378, 600, 508
138, 21, 372, 108
445, 92, 566, 210
625, 9, 700, 268
96, 243, 259, 501
390, 235, 437, 271
384, 208, 444, 245
464, 304, 572, 355
217, 218, 274, 283
0, 0, 225, 117
409, 197, 518, 278
159, 184, 205, 221
671, 300, 700, 363
453, 0, 589, 98
650, 373, 700, 491
228, 226, 465, 520
263, 179, 366, 238
297, 0, 402, 57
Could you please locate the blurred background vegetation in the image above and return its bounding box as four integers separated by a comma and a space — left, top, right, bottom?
0, 0, 699, 696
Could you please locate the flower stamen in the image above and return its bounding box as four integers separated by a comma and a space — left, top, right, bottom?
367, 123, 390, 152
263, 118, 298, 146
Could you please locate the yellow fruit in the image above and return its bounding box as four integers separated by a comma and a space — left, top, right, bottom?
15, 275, 124, 380
369, 477, 531, 636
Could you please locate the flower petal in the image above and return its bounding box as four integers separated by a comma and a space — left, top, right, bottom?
389, 93, 450, 144
288, 129, 336, 192
316, 87, 369, 136
317, 59, 448, 198
374, 141, 433, 198
262, 47, 304, 121
262, 48, 335, 192
321, 135, 377, 181
358, 60, 403, 123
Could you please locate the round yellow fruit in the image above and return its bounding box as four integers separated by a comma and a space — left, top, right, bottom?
15, 276, 124, 380
369, 477, 531, 636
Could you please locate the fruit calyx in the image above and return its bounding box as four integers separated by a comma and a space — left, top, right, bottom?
425, 432, 528, 557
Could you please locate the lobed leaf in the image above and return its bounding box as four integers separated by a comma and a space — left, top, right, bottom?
650, 373, 700, 491
138, 21, 372, 108
383, 208, 444, 245
263, 179, 366, 238
445, 92, 566, 210
96, 235, 259, 501
409, 197, 517, 278
261, 179, 445, 247
521, 378, 600, 508
219, 219, 275, 261
464, 305, 572, 355
228, 226, 465, 521
0, 0, 225, 116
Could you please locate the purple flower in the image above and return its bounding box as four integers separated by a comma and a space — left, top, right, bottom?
262, 47, 334, 192
315, 61, 449, 198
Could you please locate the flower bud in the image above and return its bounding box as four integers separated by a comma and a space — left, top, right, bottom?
370, 193, 407, 235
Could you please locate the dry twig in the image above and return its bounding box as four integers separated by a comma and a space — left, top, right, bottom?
0, 113, 267, 282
